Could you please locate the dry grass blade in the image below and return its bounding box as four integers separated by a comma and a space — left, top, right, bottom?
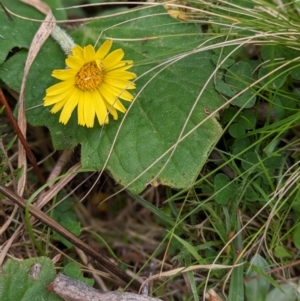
30, 162, 82, 224
35, 162, 81, 209
139, 263, 244, 293
0, 224, 23, 266
205, 289, 224, 301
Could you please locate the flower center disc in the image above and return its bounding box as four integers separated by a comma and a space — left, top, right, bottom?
75, 61, 103, 91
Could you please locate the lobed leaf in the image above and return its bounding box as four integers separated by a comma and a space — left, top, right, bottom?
0, 2, 224, 193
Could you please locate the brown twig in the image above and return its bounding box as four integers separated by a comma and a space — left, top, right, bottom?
0, 89, 45, 185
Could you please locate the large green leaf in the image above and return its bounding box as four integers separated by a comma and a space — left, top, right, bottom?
245, 254, 271, 301
0, 2, 224, 193
0, 0, 66, 63
266, 283, 300, 301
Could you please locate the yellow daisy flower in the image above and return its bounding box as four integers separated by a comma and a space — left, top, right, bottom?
44, 40, 136, 128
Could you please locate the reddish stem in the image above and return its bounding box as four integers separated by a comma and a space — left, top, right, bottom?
0, 88, 46, 185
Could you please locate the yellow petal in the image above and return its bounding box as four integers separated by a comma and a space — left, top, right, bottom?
103, 77, 136, 90
52, 69, 77, 81
45, 80, 74, 96
103, 49, 124, 69
77, 93, 85, 126
83, 92, 95, 128
99, 84, 127, 112
104, 60, 133, 72
95, 40, 113, 60
105, 70, 136, 80
59, 89, 80, 124
44, 92, 69, 106
104, 99, 118, 120
107, 98, 126, 113
72, 45, 84, 59
118, 89, 134, 101
93, 91, 108, 125
83, 45, 96, 62
50, 98, 69, 113
102, 83, 134, 102
66, 56, 84, 70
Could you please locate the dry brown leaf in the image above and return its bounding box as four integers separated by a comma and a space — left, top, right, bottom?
205, 289, 224, 301
21, 0, 50, 14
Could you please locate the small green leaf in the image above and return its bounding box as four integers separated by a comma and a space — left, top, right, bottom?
292, 199, 300, 216
215, 78, 237, 97
226, 62, 253, 91
214, 173, 236, 205
229, 122, 245, 138
274, 246, 291, 258
260, 45, 285, 62
272, 96, 286, 121
63, 262, 94, 287
0, 257, 62, 301
53, 197, 78, 223
221, 107, 238, 123
53, 220, 81, 248
245, 254, 271, 301
290, 65, 300, 80
232, 137, 252, 156
63, 262, 81, 278
241, 152, 259, 172
77, 275, 94, 287
258, 65, 288, 89
258, 45, 292, 89
293, 223, 300, 249
216, 62, 256, 108
232, 90, 256, 108
211, 54, 235, 69
225, 62, 256, 108
239, 110, 256, 130
266, 283, 300, 301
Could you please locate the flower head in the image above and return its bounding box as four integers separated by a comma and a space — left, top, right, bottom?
44, 40, 136, 127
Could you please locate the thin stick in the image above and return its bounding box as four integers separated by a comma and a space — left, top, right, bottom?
0, 89, 45, 185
